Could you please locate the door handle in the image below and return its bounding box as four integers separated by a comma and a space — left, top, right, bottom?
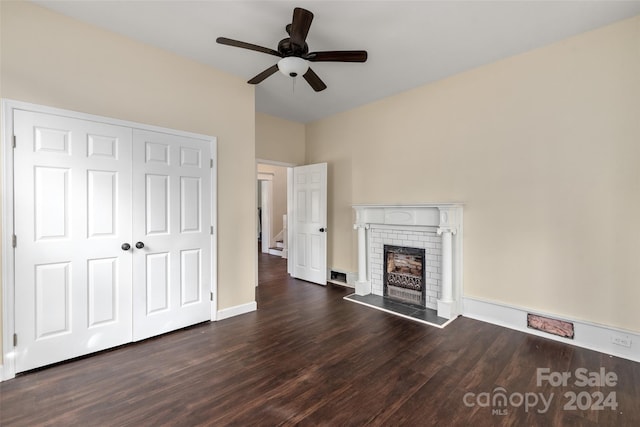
121, 243, 131, 251
135, 241, 145, 249
319, 228, 327, 232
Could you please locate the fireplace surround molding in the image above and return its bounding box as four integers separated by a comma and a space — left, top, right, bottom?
353, 203, 463, 319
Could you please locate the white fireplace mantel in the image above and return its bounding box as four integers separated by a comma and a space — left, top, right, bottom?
352, 203, 463, 319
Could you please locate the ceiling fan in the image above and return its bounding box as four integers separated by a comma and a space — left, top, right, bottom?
216, 7, 367, 92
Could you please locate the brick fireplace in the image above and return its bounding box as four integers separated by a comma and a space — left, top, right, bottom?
353, 204, 463, 319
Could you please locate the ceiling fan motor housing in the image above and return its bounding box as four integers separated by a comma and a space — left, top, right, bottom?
278, 38, 309, 57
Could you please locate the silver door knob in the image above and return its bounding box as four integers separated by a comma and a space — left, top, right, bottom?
135, 241, 145, 249
121, 243, 131, 251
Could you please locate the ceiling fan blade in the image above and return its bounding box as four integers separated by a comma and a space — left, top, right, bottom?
306, 50, 368, 62
248, 64, 279, 84
216, 37, 281, 57
303, 68, 327, 92
290, 7, 314, 47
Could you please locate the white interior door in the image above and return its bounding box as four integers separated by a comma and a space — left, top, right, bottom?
131, 129, 211, 341
13, 110, 133, 373
292, 163, 327, 285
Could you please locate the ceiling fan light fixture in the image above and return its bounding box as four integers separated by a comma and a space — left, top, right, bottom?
278, 56, 309, 77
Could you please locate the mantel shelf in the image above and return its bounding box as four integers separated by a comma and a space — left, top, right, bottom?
353, 203, 463, 230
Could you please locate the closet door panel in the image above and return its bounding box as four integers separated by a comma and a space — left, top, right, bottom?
13, 110, 133, 373
132, 129, 211, 341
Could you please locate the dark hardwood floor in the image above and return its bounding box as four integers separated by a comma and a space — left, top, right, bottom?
1, 252, 639, 426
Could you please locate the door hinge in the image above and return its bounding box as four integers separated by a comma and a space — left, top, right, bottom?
12, 234, 17, 248
210, 292, 214, 301
210, 158, 213, 168
13, 135, 17, 149
210, 226, 214, 235
13, 333, 18, 347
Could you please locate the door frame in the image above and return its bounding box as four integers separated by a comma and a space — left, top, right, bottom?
1, 99, 218, 381
257, 173, 273, 254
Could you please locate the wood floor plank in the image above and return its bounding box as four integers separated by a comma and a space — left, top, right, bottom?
1, 251, 638, 426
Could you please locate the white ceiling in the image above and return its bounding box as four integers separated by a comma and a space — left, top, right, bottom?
33, 1, 640, 123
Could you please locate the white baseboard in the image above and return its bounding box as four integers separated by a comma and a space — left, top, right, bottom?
463, 297, 640, 363
0, 362, 13, 382
216, 301, 257, 321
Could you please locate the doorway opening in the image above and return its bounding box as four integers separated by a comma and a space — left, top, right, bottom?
257, 161, 293, 282
256, 161, 328, 287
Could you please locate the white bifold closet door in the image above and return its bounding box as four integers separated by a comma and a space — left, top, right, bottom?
13, 110, 211, 373
131, 129, 211, 341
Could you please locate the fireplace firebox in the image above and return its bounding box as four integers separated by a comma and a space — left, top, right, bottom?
383, 245, 426, 307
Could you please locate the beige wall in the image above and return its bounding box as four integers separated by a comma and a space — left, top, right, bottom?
306, 16, 640, 332
1, 1, 257, 361
256, 112, 305, 165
